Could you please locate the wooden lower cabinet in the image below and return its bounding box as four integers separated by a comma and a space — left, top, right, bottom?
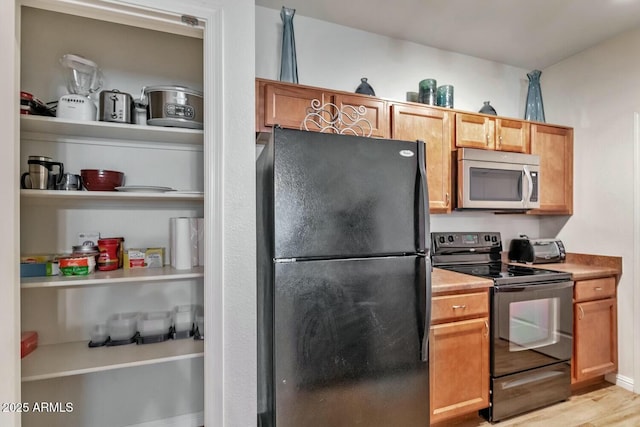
390, 103, 454, 213
572, 277, 618, 384
429, 291, 489, 424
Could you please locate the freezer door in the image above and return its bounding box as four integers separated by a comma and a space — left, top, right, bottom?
273, 256, 429, 427
272, 128, 428, 259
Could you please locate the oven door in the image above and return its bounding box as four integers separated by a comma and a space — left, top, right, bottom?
491, 281, 573, 377
459, 159, 540, 210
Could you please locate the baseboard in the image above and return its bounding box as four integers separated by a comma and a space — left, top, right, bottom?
126, 412, 204, 427
608, 373, 634, 392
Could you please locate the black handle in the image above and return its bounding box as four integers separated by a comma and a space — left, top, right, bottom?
494, 281, 574, 293
416, 140, 432, 362
20, 172, 29, 189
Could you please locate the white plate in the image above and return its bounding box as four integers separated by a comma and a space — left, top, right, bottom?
115, 186, 175, 193
172, 190, 204, 195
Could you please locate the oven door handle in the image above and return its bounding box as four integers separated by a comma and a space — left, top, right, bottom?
494, 281, 574, 293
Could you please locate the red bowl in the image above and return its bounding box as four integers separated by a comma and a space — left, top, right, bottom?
81, 169, 125, 191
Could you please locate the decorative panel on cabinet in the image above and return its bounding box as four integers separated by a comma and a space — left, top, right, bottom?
257, 78, 331, 133
333, 93, 388, 138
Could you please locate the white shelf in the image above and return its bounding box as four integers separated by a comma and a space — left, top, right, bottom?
21, 189, 204, 202
21, 266, 204, 289
20, 115, 203, 145
22, 339, 204, 382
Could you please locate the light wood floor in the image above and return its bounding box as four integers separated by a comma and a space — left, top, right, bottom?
437, 383, 640, 427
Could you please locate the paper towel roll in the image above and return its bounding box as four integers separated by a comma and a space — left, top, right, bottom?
173, 217, 193, 270
189, 218, 199, 267
197, 218, 204, 266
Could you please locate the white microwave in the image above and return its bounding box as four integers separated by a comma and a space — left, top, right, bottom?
457, 148, 540, 210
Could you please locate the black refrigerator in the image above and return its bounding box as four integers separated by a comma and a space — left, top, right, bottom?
257, 127, 431, 427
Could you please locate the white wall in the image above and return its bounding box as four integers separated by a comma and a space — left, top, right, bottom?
541, 28, 640, 391
255, 5, 542, 243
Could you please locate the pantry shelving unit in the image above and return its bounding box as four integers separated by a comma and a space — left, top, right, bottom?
22, 339, 205, 382
20, 266, 204, 289
17, 2, 213, 426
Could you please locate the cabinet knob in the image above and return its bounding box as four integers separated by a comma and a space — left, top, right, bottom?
445, 192, 450, 207
579, 306, 585, 320
452, 304, 467, 309
594, 287, 603, 291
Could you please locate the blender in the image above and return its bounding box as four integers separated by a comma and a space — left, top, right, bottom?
56, 54, 103, 121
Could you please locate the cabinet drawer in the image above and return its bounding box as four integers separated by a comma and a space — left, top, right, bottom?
574, 277, 616, 302
431, 292, 488, 324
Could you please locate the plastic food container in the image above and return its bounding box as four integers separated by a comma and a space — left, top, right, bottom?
90, 324, 109, 344
107, 312, 140, 341
173, 305, 195, 332
137, 311, 172, 337
59, 256, 96, 276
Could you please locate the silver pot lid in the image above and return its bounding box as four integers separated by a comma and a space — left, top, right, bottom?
143, 85, 203, 97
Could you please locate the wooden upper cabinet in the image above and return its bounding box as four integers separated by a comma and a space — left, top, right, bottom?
333, 93, 388, 138
529, 124, 574, 215
456, 114, 529, 153
256, 78, 389, 137
496, 119, 530, 153
390, 103, 454, 213
456, 113, 495, 150
256, 79, 331, 133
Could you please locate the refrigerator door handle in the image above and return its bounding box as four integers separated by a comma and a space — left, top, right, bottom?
421, 255, 432, 362
416, 140, 430, 254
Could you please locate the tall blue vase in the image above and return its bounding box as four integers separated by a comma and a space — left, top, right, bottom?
279, 7, 298, 84
524, 70, 545, 122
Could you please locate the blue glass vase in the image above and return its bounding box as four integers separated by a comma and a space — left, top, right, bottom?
279, 7, 298, 84
524, 70, 545, 122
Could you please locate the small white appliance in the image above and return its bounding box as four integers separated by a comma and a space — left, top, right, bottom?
56, 54, 103, 121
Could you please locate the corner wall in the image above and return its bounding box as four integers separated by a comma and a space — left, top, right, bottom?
541, 28, 640, 391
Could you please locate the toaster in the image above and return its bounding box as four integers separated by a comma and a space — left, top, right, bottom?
508, 236, 566, 264
99, 89, 133, 124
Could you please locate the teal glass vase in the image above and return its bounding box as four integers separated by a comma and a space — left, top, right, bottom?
524, 70, 545, 122
279, 7, 298, 84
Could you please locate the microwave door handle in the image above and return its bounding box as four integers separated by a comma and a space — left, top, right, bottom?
523, 165, 533, 207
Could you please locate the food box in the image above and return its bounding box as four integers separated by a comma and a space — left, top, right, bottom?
20, 262, 59, 277
21, 331, 38, 358
124, 247, 165, 269
59, 256, 96, 276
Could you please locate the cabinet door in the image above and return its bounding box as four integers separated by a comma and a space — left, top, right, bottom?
573, 298, 618, 382
333, 93, 388, 138
258, 80, 330, 132
455, 113, 495, 150
429, 317, 489, 424
496, 119, 530, 153
529, 124, 574, 214
390, 103, 454, 213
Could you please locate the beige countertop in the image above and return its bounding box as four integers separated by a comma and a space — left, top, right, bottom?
432, 253, 622, 295
509, 253, 622, 282
432, 267, 493, 295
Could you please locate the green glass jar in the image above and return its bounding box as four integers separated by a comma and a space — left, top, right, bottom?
418, 79, 437, 105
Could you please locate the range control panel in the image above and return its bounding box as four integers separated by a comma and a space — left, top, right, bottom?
431, 232, 502, 252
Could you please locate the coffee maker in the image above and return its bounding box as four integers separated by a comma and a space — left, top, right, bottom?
57, 54, 103, 121
20, 156, 64, 190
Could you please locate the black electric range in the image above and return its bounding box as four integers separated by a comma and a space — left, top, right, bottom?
432, 231, 574, 422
